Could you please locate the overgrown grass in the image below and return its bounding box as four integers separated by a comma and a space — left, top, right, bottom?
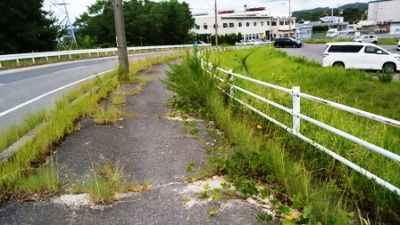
74, 160, 150, 204
165, 49, 400, 224
0, 111, 46, 153
0, 52, 185, 205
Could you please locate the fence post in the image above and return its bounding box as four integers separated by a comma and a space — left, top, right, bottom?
292, 86, 301, 133
228, 69, 233, 96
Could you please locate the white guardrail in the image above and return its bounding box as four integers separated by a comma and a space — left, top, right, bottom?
197, 47, 400, 196
0, 44, 210, 68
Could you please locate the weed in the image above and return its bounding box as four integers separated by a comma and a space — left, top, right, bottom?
85, 160, 150, 205
186, 162, 196, 173
208, 208, 218, 216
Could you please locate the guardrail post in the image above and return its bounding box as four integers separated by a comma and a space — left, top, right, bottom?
97, 52, 100, 57
228, 69, 234, 96
45, 56, 49, 62
292, 86, 301, 133
69, 54, 72, 59
0, 62, 2, 68
16, 59, 19, 65
32, 57, 35, 64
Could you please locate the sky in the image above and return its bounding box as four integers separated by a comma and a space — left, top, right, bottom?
43, 0, 371, 24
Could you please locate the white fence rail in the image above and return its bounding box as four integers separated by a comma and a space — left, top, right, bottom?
197, 47, 400, 196
0, 44, 210, 68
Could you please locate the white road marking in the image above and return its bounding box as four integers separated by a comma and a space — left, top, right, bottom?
52, 66, 87, 74
0, 69, 114, 118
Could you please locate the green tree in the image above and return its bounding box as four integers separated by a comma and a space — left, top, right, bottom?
74, 0, 194, 48
0, 0, 61, 54
74, 0, 115, 48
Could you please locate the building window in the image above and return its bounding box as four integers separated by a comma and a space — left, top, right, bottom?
203, 24, 208, 29
280, 21, 284, 25
272, 21, 277, 26
246, 22, 250, 27
254, 22, 257, 26
285, 21, 288, 25
260, 21, 264, 26
238, 22, 242, 27
223, 23, 228, 28
213, 24, 218, 28
195, 24, 200, 29
267, 21, 270, 26
229, 23, 234, 28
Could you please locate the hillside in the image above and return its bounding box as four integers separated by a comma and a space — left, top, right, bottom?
292, 2, 368, 23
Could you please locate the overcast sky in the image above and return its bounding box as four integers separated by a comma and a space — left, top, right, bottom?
44, 0, 371, 24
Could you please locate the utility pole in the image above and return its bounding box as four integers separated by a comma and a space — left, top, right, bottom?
215, 0, 218, 46
58, 0, 77, 48
112, 0, 129, 74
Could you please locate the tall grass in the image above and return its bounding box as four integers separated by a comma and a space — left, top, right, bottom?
167, 49, 400, 224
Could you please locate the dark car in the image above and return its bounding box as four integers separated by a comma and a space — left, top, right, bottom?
274, 38, 303, 48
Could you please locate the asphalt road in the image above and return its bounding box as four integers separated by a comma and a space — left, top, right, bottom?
0, 52, 173, 133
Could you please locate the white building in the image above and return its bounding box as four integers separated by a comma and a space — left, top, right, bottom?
193, 9, 296, 41
367, 0, 400, 23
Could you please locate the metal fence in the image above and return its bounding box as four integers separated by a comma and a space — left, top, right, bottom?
197, 47, 400, 196
0, 44, 210, 68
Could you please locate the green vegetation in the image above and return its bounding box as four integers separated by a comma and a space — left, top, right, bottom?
73, 0, 194, 48
76, 160, 150, 204
165, 50, 400, 224
293, 5, 367, 24
0, 0, 62, 54
0, 52, 184, 205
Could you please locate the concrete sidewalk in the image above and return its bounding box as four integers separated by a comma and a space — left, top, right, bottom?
0, 63, 278, 225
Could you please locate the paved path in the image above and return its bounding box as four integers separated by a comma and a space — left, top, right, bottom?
0, 63, 278, 225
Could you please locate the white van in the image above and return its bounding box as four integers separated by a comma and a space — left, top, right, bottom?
322, 42, 400, 72
326, 29, 338, 38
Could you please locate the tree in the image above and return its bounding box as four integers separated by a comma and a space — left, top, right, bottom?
74, 0, 115, 48
0, 0, 61, 54
74, 0, 195, 48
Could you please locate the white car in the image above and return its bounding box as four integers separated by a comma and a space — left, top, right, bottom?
323, 42, 400, 72
353, 35, 378, 44
397, 39, 400, 51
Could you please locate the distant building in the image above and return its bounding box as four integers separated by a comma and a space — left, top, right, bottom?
192, 8, 296, 41
366, 0, 400, 33
367, 0, 400, 23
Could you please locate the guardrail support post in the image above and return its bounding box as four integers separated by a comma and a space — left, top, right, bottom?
228, 69, 234, 96
45, 56, 49, 62
32, 58, 35, 64
16, 59, 19, 65
292, 86, 301, 133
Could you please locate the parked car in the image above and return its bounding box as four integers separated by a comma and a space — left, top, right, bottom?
274, 38, 302, 48
322, 42, 400, 72
353, 35, 378, 44
398, 39, 400, 51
